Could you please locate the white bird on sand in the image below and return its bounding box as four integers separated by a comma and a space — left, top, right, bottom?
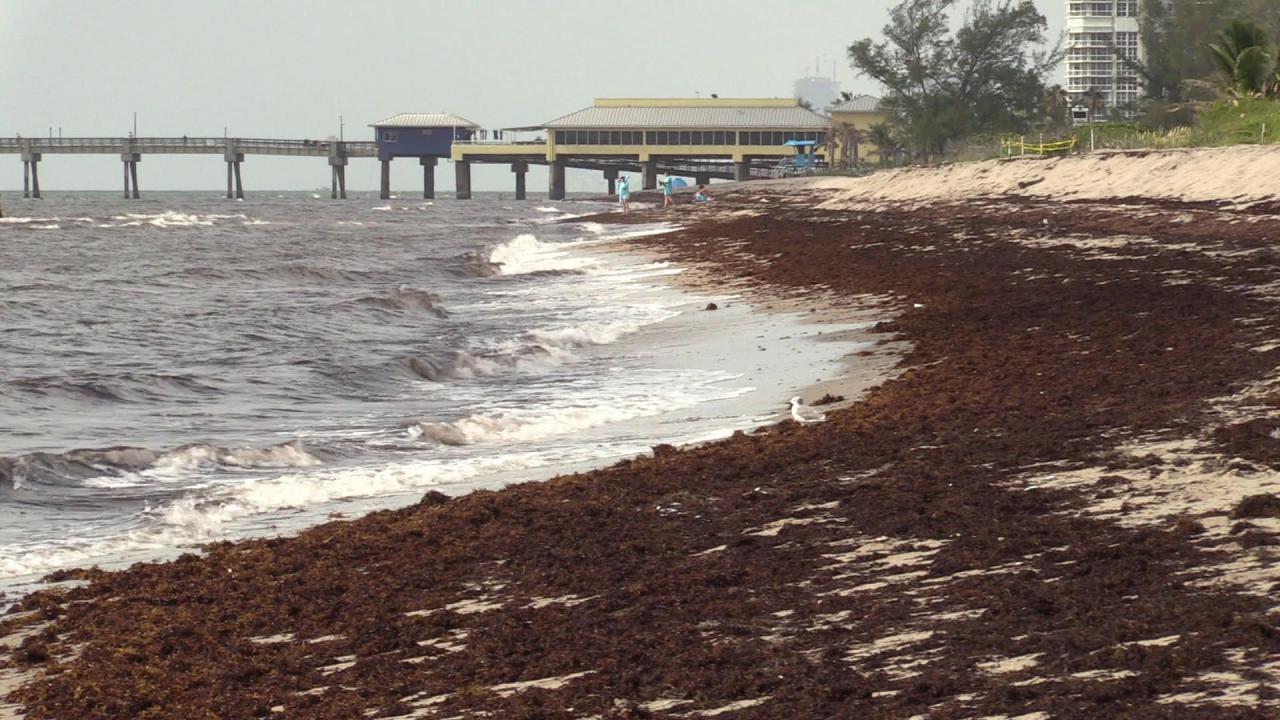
790, 396, 826, 424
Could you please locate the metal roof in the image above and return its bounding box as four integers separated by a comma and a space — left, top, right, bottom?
828, 95, 882, 113
542, 104, 832, 129
369, 113, 480, 129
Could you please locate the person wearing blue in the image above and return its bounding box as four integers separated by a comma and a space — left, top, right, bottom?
617, 175, 631, 213
660, 175, 675, 208
692, 184, 711, 203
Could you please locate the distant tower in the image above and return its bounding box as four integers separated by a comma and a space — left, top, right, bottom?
793, 60, 841, 112
1065, 0, 1144, 119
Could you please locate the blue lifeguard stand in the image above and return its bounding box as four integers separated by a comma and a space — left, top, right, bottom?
784, 139, 818, 171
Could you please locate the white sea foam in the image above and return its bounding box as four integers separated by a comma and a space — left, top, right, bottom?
536, 206, 561, 213
487, 234, 600, 275
413, 374, 749, 447
101, 212, 249, 228
523, 320, 639, 348
372, 205, 392, 211
167, 442, 319, 471
0, 216, 60, 224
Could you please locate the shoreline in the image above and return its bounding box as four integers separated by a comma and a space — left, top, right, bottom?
6, 150, 1280, 718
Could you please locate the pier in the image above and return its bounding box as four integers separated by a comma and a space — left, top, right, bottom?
0, 137, 376, 199
2, 99, 832, 200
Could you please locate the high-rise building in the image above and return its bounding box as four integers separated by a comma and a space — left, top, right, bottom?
793, 76, 840, 114
1065, 1, 1144, 118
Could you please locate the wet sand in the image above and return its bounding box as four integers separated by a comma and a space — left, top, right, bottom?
6, 151, 1280, 718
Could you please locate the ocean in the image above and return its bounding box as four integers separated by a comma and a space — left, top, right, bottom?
0, 191, 864, 596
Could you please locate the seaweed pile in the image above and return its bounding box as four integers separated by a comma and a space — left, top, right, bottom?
4, 184, 1280, 719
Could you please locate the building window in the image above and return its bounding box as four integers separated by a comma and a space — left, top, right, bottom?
382, 131, 398, 142
556, 131, 566, 144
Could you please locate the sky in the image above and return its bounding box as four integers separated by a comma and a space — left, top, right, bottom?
0, 0, 1066, 193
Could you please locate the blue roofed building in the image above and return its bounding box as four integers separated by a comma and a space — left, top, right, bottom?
369, 112, 481, 198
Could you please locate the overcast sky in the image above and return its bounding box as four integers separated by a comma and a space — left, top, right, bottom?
0, 0, 1065, 193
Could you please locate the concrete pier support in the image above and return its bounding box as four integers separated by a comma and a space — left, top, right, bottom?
379, 160, 392, 199
734, 160, 751, 182
548, 159, 566, 201
511, 161, 528, 200
695, 174, 711, 186
604, 169, 618, 196
642, 161, 657, 190
224, 149, 244, 199
121, 152, 141, 199
421, 157, 437, 199
329, 157, 348, 199
455, 160, 472, 200
21, 148, 41, 198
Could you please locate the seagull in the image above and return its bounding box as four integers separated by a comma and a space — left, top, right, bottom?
790, 396, 827, 424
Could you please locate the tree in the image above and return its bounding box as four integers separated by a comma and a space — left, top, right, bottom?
866, 123, 901, 166
1130, 0, 1243, 103
1040, 84, 1072, 131
848, 0, 1059, 161
1207, 19, 1279, 97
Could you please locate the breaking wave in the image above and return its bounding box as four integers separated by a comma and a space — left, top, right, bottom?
400, 319, 646, 383
486, 234, 600, 276
353, 287, 448, 317
0, 440, 321, 495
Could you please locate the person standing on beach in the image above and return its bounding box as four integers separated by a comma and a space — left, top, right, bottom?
660, 175, 675, 208
618, 175, 631, 213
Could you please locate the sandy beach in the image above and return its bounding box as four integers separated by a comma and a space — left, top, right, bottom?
5, 146, 1280, 718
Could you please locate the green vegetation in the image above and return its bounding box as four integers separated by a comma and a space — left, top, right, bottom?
845, 1, 1280, 163
847, 0, 1060, 162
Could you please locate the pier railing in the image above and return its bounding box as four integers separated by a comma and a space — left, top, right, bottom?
0, 137, 378, 157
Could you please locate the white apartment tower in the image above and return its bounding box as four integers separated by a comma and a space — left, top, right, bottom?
1065, 1, 1144, 117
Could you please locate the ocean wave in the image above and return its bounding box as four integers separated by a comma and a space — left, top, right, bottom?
8, 372, 221, 404
410, 396, 673, 446
102, 212, 249, 228
0, 440, 321, 495
486, 234, 600, 276
400, 318, 643, 383
354, 287, 448, 317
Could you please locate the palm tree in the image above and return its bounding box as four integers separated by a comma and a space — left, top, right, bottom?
1042, 85, 1072, 130
865, 123, 899, 167
837, 123, 863, 167
1082, 89, 1108, 123
1207, 20, 1279, 97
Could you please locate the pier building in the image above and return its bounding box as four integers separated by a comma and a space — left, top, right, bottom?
451, 98, 831, 200
370, 113, 480, 199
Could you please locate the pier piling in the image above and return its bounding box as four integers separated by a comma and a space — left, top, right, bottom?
379, 160, 391, 200
604, 169, 618, 197
512, 161, 527, 201
22, 162, 29, 199
233, 161, 244, 199
421, 157, 437, 199
548, 160, 566, 201
734, 160, 750, 182
455, 160, 472, 200
29, 160, 40, 199
642, 161, 657, 191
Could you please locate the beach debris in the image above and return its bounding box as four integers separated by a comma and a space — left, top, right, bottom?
813, 393, 846, 406
789, 397, 826, 424
705, 302, 719, 311
1230, 493, 1280, 519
